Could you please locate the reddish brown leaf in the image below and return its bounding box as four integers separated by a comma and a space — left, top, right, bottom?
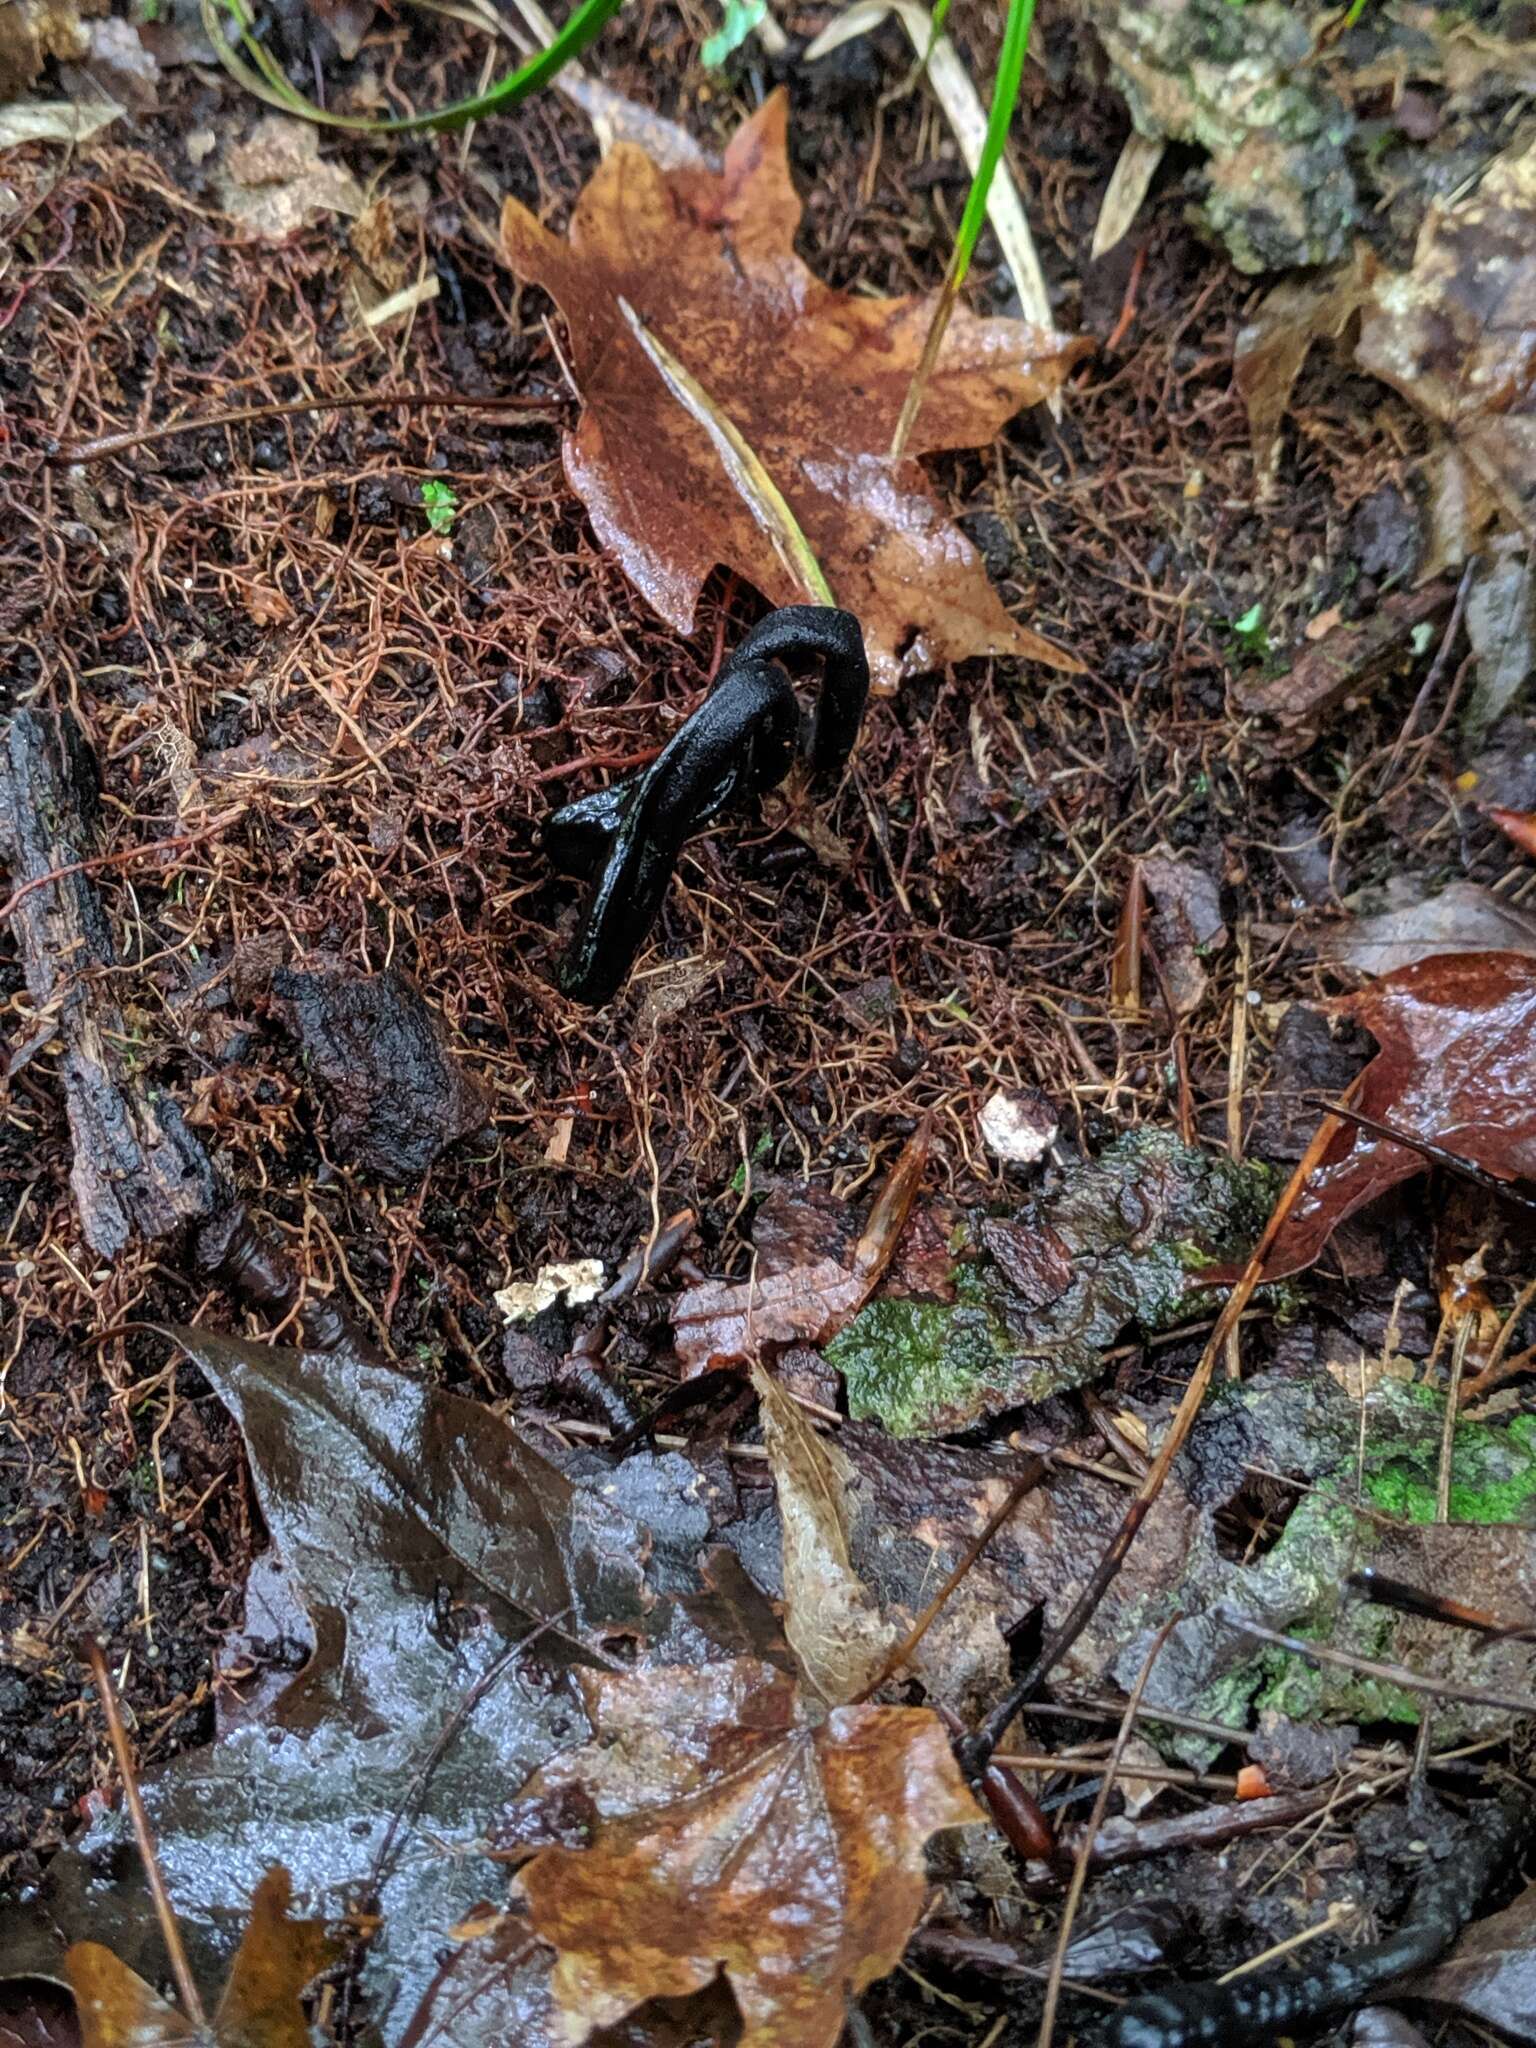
65, 1867, 335, 2048
1262, 951, 1536, 1279
672, 1131, 926, 1374
518, 1658, 979, 2048
499, 92, 1086, 691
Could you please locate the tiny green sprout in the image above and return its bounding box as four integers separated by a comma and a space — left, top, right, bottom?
1230, 602, 1270, 657
420, 479, 458, 536
137, 0, 162, 21
1410, 620, 1436, 656
702, 0, 765, 68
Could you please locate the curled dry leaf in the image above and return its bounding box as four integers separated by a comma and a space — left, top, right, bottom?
499, 91, 1086, 691
517, 1658, 979, 2048
750, 1364, 897, 1705
1261, 951, 1536, 1280
65, 1866, 335, 2048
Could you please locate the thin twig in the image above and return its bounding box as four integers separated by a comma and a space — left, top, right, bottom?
49, 388, 564, 464
1223, 1613, 1536, 1716
83, 1637, 208, 2029
852, 1458, 1045, 1702
1036, 1617, 1177, 2048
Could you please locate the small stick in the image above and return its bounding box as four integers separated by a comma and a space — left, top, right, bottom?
1036, 1617, 1177, 2048
852, 1459, 1045, 1702
83, 1637, 207, 2030
49, 388, 564, 464
1217, 1899, 1358, 1983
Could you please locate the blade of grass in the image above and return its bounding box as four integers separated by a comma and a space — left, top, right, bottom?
202, 0, 623, 133
888, 0, 1037, 461
805, 0, 1050, 343
617, 296, 835, 607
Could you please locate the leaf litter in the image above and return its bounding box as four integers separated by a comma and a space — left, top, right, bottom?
498, 91, 1086, 691
12, 7, 1536, 2046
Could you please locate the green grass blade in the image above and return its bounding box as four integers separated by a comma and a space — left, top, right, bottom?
204, 0, 624, 134
889, 0, 1037, 460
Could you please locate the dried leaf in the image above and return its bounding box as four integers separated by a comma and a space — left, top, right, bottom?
672, 1131, 926, 1374
518, 1658, 979, 2048
1140, 850, 1227, 1016
65, 1867, 334, 2048
1322, 879, 1536, 978
1235, 584, 1452, 732
1357, 136, 1536, 539
216, 116, 365, 240
1091, 129, 1164, 262
499, 92, 1085, 690
1234, 254, 1371, 478
750, 1365, 897, 1704
1408, 1878, 1536, 2042
1261, 952, 1536, 1279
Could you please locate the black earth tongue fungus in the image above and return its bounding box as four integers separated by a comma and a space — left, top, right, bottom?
546, 605, 869, 1007
1107, 1793, 1531, 2048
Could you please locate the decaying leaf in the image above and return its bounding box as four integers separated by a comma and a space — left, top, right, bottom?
1234, 584, 1451, 732
59, 1330, 655, 2035
672, 1129, 926, 1374
66, 1867, 334, 2048
1408, 1877, 1536, 2043
1261, 951, 1536, 1279
517, 1658, 979, 2048
1357, 135, 1536, 540
750, 1364, 897, 1705
216, 116, 365, 240
1322, 879, 1536, 979
499, 92, 1085, 690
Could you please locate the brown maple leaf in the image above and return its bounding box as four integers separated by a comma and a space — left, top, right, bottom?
517, 1658, 978, 2048
500, 91, 1086, 691
66, 1866, 335, 2048
1261, 950, 1536, 1279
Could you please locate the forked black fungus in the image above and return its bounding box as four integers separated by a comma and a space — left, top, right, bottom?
546, 606, 869, 1006
1108, 1795, 1528, 2048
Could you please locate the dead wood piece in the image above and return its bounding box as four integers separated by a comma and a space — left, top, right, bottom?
0, 709, 215, 1256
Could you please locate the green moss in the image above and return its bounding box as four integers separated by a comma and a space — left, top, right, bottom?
829, 1297, 1028, 1438
1363, 1404, 1536, 1526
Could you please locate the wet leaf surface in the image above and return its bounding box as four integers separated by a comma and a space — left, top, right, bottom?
517, 1657, 979, 2048
64, 1331, 656, 2036
1406, 1877, 1536, 2043
749, 1365, 896, 1705
498, 92, 1085, 690
1261, 951, 1536, 1279
65, 1867, 335, 2048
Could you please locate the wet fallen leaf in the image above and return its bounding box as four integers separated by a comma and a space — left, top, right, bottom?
750, 1365, 897, 1704
498, 91, 1085, 690
1407, 1877, 1536, 2042
1234, 255, 1373, 480
1357, 135, 1536, 539
672, 1130, 926, 1374
65, 1867, 334, 2048
517, 1658, 978, 2048
56, 1329, 655, 2035
1261, 952, 1536, 1279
